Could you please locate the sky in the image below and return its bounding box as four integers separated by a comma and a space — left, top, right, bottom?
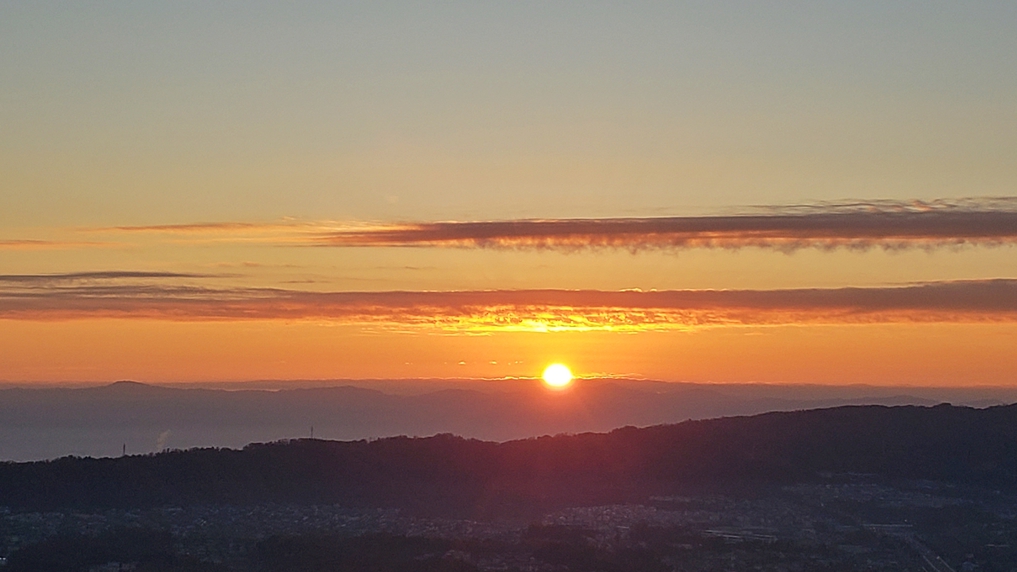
2, 1, 1017, 385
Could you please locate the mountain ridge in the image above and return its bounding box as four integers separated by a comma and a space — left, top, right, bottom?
2, 403, 1016, 518
0, 380, 1005, 461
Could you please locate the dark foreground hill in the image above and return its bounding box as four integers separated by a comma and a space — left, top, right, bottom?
2, 403, 1017, 518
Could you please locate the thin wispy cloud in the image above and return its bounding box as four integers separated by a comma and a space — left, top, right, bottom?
0, 271, 219, 284
106, 222, 274, 233
3, 277, 1016, 331
92, 220, 344, 243
0, 240, 113, 251
91, 198, 1017, 252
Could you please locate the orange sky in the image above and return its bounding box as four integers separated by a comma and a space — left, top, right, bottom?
2, 4, 1017, 386
1, 315, 1016, 386
2, 205, 1017, 384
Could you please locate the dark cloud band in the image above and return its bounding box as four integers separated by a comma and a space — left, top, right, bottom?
91, 198, 1017, 252
316, 209, 1017, 251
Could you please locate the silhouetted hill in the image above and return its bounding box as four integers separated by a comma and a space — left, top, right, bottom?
1, 379, 997, 461
2, 404, 1017, 518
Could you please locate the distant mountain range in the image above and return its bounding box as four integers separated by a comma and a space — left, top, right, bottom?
1, 379, 1014, 461
3, 403, 1017, 518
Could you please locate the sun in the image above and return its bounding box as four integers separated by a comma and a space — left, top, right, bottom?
542, 363, 574, 389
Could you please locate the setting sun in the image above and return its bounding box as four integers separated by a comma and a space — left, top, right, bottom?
542, 363, 574, 389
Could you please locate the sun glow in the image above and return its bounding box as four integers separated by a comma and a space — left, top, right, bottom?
542, 363, 574, 389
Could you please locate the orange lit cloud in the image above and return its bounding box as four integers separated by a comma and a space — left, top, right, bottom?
3, 274, 1017, 331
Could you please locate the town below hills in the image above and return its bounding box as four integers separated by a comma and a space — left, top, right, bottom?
3, 403, 1017, 570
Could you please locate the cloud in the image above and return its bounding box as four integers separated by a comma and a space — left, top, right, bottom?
108, 222, 266, 232
155, 430, 171, 452
3, 278, 1017, 331
0, 271, 219, 284
92, 220, 337, 244
91, 197, 1017, 252
0, 240, 112, 250
313, 199, 1017, 251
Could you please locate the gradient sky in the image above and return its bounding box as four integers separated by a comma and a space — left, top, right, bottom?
2, 2, 1016, 384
